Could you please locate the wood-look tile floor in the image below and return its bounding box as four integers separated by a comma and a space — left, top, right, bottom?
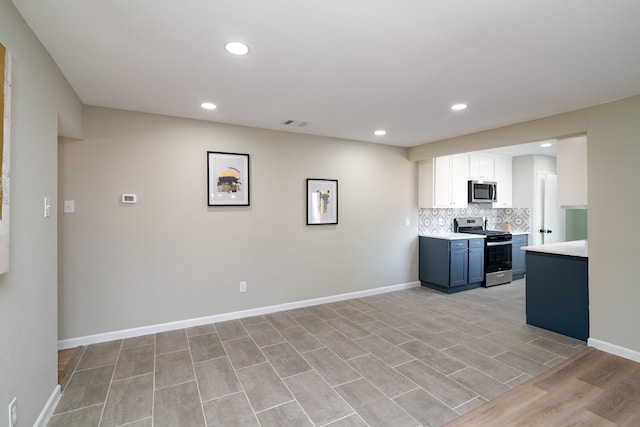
57, 346, 84, 391
47, 279, 638, 426
446, 347, 640, 426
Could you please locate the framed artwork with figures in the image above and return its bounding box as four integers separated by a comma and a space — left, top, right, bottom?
307, 179, 338, 225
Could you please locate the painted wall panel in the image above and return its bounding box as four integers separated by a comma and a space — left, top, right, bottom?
58, 107, 418, 339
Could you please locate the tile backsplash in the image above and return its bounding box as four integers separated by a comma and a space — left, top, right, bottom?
419, 204, 530, 235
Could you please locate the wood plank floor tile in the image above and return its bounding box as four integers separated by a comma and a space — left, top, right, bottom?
497, 378, 603, 427
446, 348, 640, 427
585, 368, 640, 425
58, 346, 83, 389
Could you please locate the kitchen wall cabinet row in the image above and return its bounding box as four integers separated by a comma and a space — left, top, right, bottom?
419, 236, 485, 293
419, 152, 512, 209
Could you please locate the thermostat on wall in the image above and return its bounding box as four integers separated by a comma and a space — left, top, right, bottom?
121, 194, 137, 204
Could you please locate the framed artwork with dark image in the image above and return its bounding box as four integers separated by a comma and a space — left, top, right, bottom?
307, 179, 338, 225
207, 151, 250, 206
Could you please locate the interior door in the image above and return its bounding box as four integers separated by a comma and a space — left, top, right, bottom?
538, 173, 565, 244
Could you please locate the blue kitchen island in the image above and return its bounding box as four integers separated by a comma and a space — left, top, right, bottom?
522, 240, 589, 341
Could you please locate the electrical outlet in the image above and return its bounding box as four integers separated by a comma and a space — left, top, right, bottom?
8, 397, 17, 427
239, 281, 247, 292
405, 217, 410, 226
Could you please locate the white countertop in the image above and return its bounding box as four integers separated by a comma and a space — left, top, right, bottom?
420, 230, 529, 240
419, 233, 485, 240
522, 240, 588, 258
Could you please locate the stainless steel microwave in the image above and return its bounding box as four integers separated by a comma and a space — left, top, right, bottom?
468, 180, 497, 203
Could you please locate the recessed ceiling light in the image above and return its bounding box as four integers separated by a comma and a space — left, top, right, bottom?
374, 130, 386, 136
451, 103, 467, 111
201, 102, 217, 110
224, 41, 250, 56
540, 142, 552, 148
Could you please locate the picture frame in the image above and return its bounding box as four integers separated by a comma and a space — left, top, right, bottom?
0, 43, 12, 274
307, 179, 338, 225
207, 151, 250, 206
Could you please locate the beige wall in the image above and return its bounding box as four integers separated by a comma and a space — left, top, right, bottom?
586, 96, 640, 353
58, 107, 419, 340
409, 109, 588, 161
410, 95, 640, 355
0, 0, 83, 425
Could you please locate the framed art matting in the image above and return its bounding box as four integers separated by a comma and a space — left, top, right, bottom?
307, 179, 338, 225
207, 151, 250, 206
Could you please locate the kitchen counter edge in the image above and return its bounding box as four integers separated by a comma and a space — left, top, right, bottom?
521, 240, 588, 258
420, 230, 529, 240
419, 233, 485, 240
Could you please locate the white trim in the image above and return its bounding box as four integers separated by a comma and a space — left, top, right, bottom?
34, 385, 61, 427
588, 338, 640, 363
59, 281, 420, 349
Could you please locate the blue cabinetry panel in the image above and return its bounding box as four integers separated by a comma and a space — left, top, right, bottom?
467, 242, 485, 284
512, 234, 528, 279
449, 247, 468, 286
526, 251, 589, 341
419, 236, 483, 293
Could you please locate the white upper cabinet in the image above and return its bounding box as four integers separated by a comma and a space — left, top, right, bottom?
419, 152, 513, 209
419, 154, 469, 208
492, 155, 513, 208
469, 153, 495, 181
449, 155, 470, 207
557, 135, 587, 208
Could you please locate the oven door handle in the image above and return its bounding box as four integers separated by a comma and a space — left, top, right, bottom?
486, 241, 513, 247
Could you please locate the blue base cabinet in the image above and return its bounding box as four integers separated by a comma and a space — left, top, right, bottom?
525, 251, 589, 341
467, 239, 485, 284
419, 237, 484, 293
512, 233, 528, 280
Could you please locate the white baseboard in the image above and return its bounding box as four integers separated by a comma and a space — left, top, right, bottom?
588, 338, 640, 363
35, 385, 61, 427
59, 281, 420, 350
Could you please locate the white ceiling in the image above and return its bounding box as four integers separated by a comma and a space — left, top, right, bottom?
11, 0, 640, 148
481, 139, 557, 157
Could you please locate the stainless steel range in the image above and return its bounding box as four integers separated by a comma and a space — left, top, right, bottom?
455, 217, 513, 287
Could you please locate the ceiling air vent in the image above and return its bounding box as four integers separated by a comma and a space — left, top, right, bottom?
282, 119, 308, 128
